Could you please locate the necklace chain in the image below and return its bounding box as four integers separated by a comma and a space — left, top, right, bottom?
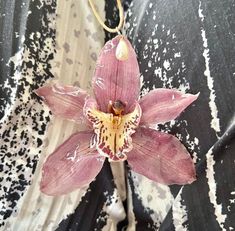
88, 0, 124, 33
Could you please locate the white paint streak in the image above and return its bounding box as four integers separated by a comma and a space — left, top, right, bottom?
139, 74, 150, 98
131, 172, 174, 227
200, 2, 226, 229
229, 199, 235, 204
198, 1, 221, 134
178, 83, 190, 93
172, 189, 188, 231
174, 52, 181, 58
101, 189, 126, 231
206, 148, 227, 230
163, 60, 170, 70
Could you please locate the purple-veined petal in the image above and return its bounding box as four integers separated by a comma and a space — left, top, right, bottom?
127, 127, 196, 185
93, 35, 140, 113
139, 88, 199, 125
84, 98, 142, 161
40, 131, 105, 196
35, 84, 88, 123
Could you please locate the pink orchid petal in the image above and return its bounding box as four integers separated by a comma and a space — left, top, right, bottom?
35, 85, 88, 123
40, 131, 105, 196
139, 89, 199, 125
93, 35, 140, 113
127, 127, 196, 185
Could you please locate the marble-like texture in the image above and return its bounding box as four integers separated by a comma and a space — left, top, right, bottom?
0, 0, 235, 230
0, 0, 56, 228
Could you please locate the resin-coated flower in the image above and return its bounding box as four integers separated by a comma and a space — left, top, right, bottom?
36, 36, 198, 196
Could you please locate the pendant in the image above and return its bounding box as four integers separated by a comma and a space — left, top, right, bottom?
115, 37, 129, 61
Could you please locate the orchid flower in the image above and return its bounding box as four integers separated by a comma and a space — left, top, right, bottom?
36, 36, 198, 196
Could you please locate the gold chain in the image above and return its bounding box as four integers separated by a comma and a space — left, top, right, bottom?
88, 0, 124, 33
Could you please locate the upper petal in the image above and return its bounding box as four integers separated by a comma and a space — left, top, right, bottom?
127, 127, 196, 185
92, 35, 140, 113
139, 88, 199, 125
40, 131, 105, 196
35, 84, 88, 123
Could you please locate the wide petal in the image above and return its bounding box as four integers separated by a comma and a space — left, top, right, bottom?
139, 88, 199, 125
40, 131, 105, 196
127, 127, 196, 185
92, 35, 140, 113
35, 84, 88, 123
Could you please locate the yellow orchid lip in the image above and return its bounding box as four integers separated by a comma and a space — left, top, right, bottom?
85, 99, 142, 162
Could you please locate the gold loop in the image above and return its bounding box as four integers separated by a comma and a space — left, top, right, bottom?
88, 0, 124, 33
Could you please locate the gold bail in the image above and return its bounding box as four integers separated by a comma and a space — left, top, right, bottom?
115, 37, 129, 61
89, 0, 124, 34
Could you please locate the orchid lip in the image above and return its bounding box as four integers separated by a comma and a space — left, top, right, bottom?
84, 98, 142, 162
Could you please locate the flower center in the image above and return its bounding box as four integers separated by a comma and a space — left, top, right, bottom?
108, 100, 126, 116
84, 99, 142, 162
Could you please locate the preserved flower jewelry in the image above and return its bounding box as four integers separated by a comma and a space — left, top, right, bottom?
36, 36, 198, 196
